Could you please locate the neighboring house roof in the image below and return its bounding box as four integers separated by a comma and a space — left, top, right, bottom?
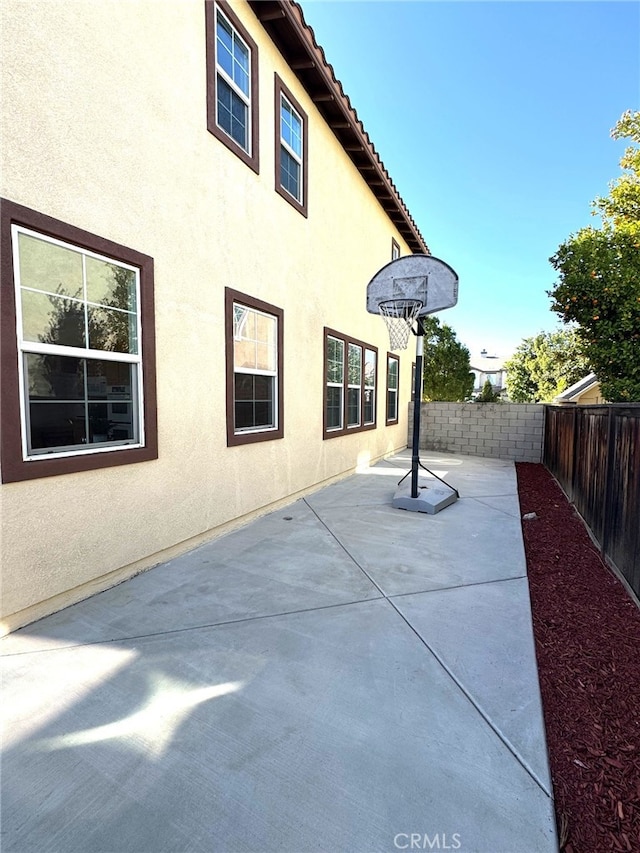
247, 0, 429, 255
554, 372, 599, 403
470, 356, 506, 373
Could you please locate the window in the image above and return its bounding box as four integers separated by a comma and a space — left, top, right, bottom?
275, 74, 308, 216
324, 329, 377, 438
386, 354, 399, 424
1, 199, 157, 483
364, 349, 376, 425
347, 343, 362, 427
225, 288, 283, 446
391, 238, 400, 260
325, 336, 344, 431
206, 1, 259, 173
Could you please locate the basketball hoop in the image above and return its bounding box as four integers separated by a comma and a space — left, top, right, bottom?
379, 299, 422, 351
365, 255, 460, 510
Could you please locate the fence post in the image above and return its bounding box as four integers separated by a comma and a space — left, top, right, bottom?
542, 406, 550, 467
600, 405, 616, 559
568, 405, 578, 501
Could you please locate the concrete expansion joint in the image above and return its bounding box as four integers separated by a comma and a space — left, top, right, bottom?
4, 451, 555, 851
388, 599, 554, 800
299, 500, 536, 722
462, 492, 517, 500
468, 495, 523, 519
303, 497, 387, 597
387, 574, 528, 600
302, 497, 527, 605
0, 597, 392, 658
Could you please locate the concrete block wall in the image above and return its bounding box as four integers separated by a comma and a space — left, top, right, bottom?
408, 403, 544, 463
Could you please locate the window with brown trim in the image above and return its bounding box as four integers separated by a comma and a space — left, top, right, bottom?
386, 353, 400, 424
225, 288, 283, 446
391, 238, 400, 260
274, 74, 308, 217
323, 328, 377, 438
0, 199, 157, 483
205, 1, 259, 174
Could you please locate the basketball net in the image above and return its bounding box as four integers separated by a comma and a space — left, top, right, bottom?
379, 299, 423, 351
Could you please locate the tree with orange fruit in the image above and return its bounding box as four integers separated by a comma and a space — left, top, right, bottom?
549, 110, 640, 402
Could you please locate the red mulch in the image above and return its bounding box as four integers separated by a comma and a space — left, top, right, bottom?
516, 463, 640, 853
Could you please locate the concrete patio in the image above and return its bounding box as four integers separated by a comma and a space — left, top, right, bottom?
1, 450, 558, 853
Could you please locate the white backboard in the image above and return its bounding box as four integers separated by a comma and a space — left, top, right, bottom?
366, 254, 459, 317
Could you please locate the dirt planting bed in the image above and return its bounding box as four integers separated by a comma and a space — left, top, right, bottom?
516, 462, 640, 853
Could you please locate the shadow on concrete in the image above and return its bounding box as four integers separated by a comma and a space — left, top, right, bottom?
1, 451, 558, 853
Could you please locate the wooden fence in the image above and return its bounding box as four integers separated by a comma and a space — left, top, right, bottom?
544, 405, 640, 602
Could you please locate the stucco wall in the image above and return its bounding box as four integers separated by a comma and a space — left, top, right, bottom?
1, 0, 414, 632
409, 403, 544, 463
576, 386, 605, 405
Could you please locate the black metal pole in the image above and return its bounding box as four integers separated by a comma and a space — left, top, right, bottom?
411, 322, 424, 498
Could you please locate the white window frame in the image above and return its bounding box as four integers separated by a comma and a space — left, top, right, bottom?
324, 329, 377, 438
387, 354, 399, 424
347, 342, 362, 428
364, 348, 377, 426
11, 225, 145, 461
232, 302, 278, 435
215, 6, 252, 155
280, 92, 303, 204
326, 335, 344, 432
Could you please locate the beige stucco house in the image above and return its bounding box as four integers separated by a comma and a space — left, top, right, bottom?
470, 350, 507, 398
0, 0, 431, 634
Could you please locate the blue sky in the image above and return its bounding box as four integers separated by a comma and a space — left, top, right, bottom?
302, 0, 640, 360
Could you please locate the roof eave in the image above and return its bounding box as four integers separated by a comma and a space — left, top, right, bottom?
247, 0, 429, 255
555, 373, 599, 401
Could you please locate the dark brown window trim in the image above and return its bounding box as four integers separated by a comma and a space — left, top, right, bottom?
386, 352, 400, 425
323, 327, 377, 439
391, 238, 400, 260
205, 0, 260, 174
225, 287, 284, 446
0, 198, 158, 484
274, 73, 308, 218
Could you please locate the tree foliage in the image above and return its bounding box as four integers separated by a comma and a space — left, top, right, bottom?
504, 329, 591, 403
548, 110, 640, 402
40, 265, 135, 354
594, 110, 640, 231
420, 316, 474, 402
476, 379, 501, 403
